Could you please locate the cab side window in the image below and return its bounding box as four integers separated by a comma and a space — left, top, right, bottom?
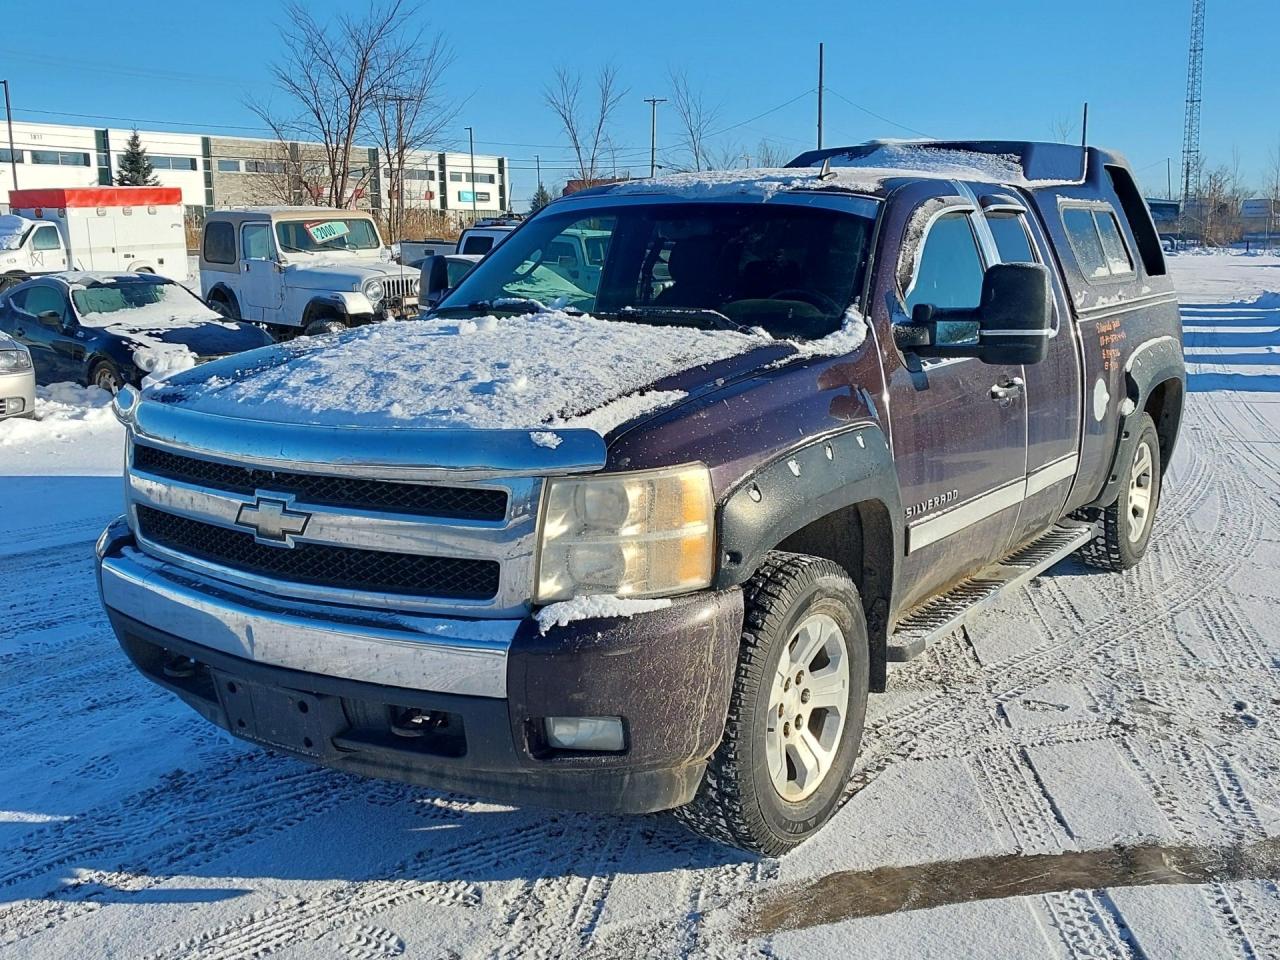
985, 211, 1036, 264
241, 222, 273, 260
905, 211, 985, 314
1062, 205, 1134, 280
32, 226, 62, 251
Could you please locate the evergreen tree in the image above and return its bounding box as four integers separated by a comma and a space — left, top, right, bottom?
529, 183, 554, 214
115, 129, 159, 186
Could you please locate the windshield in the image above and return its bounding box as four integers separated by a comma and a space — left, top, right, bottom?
275, 217, 381, 253
72, 279, 217, 327
439, 201, 877, 339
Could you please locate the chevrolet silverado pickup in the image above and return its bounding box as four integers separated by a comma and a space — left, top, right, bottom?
96, 140, 1184, 854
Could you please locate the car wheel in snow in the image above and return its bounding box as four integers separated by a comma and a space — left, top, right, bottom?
675, 552, 869, 855
209, 294, 238, 320
304, 318, 348, 337
1077, 412, 1162, 571
90, 361, 124, 395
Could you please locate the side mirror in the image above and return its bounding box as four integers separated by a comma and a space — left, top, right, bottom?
420, 255, 451, 305
895, 263, 1053, 366
37, 309, 63, 329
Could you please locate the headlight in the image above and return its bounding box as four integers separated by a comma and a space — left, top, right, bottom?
0, 349, 32, 372
363, 278, 385, 303
535, 463, 715, 603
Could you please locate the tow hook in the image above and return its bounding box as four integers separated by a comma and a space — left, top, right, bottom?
390, 707, 448, 738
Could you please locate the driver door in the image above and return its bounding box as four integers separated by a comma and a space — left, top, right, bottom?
882, 189, 1029, 611
8, 283, 82, 384
239, 222, 283, 320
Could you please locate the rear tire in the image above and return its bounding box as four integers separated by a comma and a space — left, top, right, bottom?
208, 292, 239, 320
1077, 412, 1162, 571
675, 552, 869, 855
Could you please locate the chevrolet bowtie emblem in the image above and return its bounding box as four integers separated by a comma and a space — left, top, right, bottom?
236, 496, 310, 547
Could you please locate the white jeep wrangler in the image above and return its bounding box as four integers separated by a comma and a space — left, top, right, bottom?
199, 208, 420, 335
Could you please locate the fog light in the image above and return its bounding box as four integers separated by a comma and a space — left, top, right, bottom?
543, 716, 625, 752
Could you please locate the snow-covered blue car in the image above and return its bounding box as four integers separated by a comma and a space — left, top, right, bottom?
0, 272, 273, 392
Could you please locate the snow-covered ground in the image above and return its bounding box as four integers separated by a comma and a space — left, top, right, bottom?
1, 251, 1279, 958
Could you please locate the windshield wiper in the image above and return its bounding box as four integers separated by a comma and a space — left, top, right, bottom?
608, 305, 744, 332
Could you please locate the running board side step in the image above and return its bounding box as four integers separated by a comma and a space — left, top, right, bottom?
887, 520, 1094, 662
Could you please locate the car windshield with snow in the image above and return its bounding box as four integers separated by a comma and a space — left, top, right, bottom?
96, 141, 1185, 856
437, 200, 875, 339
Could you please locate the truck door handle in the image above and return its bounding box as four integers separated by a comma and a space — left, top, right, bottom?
990, 376, 1024, 404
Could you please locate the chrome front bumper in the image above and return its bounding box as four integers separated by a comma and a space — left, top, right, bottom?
96, 525, 516, 699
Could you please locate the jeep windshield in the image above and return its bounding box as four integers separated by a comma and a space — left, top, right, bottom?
275, 218, 381, 253
436, 201, 876, 340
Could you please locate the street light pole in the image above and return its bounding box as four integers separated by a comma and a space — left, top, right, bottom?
464, 125, 477, 220
644, 97, 665, 178
1, 80, 17, 191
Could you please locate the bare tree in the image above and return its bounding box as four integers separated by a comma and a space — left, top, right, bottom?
669, 70, 720, 172
755, 138, 788, 168
364, 33, 455, 241
1049, 115, 1076, 144
544, 64, 627, 184
248, 0, 419, 209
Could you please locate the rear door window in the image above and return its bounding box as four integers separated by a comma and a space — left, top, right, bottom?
985, 211, 1036, 264
204, 221, 236, 264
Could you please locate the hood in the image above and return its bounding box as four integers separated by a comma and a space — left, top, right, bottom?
146, 311, 795, 436
109, 319, 272, 357
282, 255, 415, 289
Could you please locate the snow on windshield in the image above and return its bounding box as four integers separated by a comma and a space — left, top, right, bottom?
73, 281, 225, 330
0, 214, 36, 251
152, 311, 776, 433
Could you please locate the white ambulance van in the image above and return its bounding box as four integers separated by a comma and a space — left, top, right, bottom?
2, 187, 188, 289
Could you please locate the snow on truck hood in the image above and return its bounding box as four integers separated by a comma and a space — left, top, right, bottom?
148, 311, 781, 435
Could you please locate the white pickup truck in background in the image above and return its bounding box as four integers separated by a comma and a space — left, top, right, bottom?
399, 218, 520, 267
1, 187, 188, 290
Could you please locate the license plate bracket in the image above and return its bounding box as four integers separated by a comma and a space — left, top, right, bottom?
214, 673, 341, 758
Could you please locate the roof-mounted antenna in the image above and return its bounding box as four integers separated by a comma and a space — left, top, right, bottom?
818, 157, 837, 181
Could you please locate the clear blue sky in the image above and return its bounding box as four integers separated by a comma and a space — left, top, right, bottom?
12, 0, 1278, 206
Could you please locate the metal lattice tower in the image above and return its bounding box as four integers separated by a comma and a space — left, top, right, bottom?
1180, 0, 1206, 204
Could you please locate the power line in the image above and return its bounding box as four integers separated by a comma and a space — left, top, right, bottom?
823, 87, 932, 139
706, 89, 815, 140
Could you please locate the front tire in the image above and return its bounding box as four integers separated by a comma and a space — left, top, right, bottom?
1077, 411, 1162, 571
676, 552, 869, 855
89, 360, 124, 394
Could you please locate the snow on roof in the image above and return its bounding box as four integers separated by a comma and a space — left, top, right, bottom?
605, 167, 886, 201
151, 311, 778, 433
0, 214, 36, 251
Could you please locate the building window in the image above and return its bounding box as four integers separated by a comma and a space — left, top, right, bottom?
243, 159, 286, 175
475, 191, 491, 202
32, 150, 90, 167
403, 168, 435, 181
118, 154, 197, 171
449, 171, 463, 182
0, 148, 21, 164
216, 159, 241, 173
466, 173, 496, 184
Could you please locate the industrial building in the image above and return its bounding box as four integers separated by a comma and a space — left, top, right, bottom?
0, 120, 510, 223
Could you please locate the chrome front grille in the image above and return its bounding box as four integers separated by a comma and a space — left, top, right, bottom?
382, 275, 420, 302
125, 439, 540, 617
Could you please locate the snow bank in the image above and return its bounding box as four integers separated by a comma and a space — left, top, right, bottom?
0, 382, 125, 476
154, 311, 775, 432
535, 595, 673, 633
0, 214, 35, 251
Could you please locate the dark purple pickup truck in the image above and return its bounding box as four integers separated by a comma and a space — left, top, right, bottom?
96, 140, 1183, 854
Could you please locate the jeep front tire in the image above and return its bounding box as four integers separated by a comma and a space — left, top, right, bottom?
676, 552, 869, 855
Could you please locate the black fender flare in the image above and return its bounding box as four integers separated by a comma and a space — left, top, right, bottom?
1090, 335, 1185, 509
713, 423, 903, 690
206, 283, 241, 318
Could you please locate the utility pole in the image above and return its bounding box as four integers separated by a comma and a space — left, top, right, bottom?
387, 93, 413, 242
817, 43, 824, 150
1167, 157, 1173, 200
644, 97, 665, 178
1, 80, 16, 191
535, 154, 542, 189
465, 125, 477, 220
